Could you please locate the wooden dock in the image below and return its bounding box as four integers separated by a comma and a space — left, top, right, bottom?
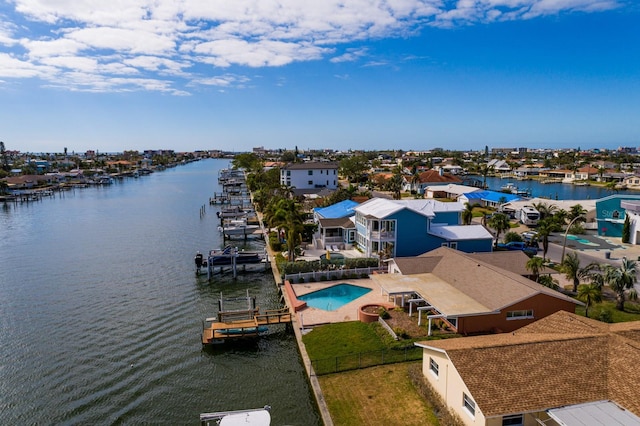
202, 307, 292, 345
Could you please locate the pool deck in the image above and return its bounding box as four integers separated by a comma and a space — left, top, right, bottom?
291, 279, 390, 327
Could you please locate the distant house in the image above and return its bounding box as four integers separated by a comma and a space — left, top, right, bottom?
458, 190, 522, 209
313, 200, 359, 250
423, 184, 480, 200
416, 170, 462, 193
280, 162, 339, 195
376, 247, 579, 335
416, 311, 640, 426
353, 198, 493, 257
487, 159, 511, 173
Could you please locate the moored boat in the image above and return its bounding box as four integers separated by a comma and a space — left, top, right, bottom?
200, 405, 271, 426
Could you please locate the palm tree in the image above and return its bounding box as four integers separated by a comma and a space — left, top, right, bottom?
577, 284, 602, 318
604, 258, 638, 311
560, 252, 582, 293
480, 164, 494, 189
537, 274, 559, 289
536, 218, 560, 260
461, 203, 474, 225
526, 256, 545, 283
488, 213, 510, 248
532, 202, 557, 220
568, 204, 587, 222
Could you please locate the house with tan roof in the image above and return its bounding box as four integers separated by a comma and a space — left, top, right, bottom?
375, 247, 579, 335
415, 310, 640, 426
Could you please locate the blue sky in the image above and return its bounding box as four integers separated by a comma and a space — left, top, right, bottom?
0, 0, 638, 154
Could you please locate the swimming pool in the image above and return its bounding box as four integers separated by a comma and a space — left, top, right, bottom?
566, 234, 599, 247
297, 283, 371, 311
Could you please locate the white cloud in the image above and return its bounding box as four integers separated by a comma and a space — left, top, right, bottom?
0, 0, 626, 93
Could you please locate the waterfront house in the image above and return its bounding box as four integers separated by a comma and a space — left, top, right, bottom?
375, 247, 579, 335
422, 184, 480, 200
280, 162, 339, 196
458, 190, 522, 209
354, 198, 493, 257
487, 159, 511, 173
415, 310, 640, 426
416, 170, 462, 193
622, 174, 640, 189
313, 199, 359, 249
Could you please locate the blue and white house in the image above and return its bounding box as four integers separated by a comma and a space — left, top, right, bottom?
354, 198, 493, 257
596, 194, 640, 240
313, 199, 358, 249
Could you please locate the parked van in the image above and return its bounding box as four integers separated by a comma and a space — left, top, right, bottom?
518, 205, 540, 226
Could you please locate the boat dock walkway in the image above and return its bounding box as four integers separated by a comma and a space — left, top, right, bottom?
202, 307, 292, 344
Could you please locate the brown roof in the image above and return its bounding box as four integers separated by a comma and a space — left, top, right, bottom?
466, 251, 556, 276
418, 311, 640, 417
418, 170, 462, 184
318, 217, 355, 229
408, 247, 577, 311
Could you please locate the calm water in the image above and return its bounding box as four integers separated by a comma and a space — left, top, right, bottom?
0, 159, 320, 425
481, 176, 631, 200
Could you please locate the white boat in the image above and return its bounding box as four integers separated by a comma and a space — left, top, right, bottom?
200, 406, 271, 426
219, 219, 260, 236
501, 183, 518, 192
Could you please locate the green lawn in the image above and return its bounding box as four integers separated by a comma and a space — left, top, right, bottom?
302, 321, 386, 360
575, 300, 640, 322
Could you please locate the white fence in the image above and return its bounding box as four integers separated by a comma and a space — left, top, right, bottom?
284, 267, 383, 283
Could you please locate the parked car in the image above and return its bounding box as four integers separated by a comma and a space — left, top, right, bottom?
497, 241, 538, 256
521, 230, 538, 241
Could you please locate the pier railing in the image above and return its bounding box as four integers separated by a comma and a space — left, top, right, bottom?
310, 347, 423, 376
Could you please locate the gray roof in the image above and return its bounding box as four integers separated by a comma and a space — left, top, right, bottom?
428, 224, 493, 240
282, 162, 338, 170
548, 400, 640, 426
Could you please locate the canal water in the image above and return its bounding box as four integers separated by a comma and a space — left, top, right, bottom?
481, 176, 631, 200
0, 159, 321, 425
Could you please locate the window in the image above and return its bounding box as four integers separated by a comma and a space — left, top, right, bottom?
463, 393, 475, 417
506, 310, 534, 320
286, 171, 291, 176
308, 170, 313, 175
429, 358, 439, 377
308, 180, 313, 185
450, 242, 458, 250
441, 243, 448, 247
502, 414, 523, 426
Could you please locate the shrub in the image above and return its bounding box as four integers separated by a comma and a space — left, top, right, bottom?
377, 307, 390, 319
569, 223, 585, 235
360, 273, 370, 279
393, 327, 410, 339
598, 309, 613, 323
503, 231, 523, 243
319, 275, 327, 281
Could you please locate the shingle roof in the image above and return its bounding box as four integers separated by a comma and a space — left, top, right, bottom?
417, 311, 640, 418
382, 248, 578, 316
466, 251, 556, 276
418, 170, 462, 184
